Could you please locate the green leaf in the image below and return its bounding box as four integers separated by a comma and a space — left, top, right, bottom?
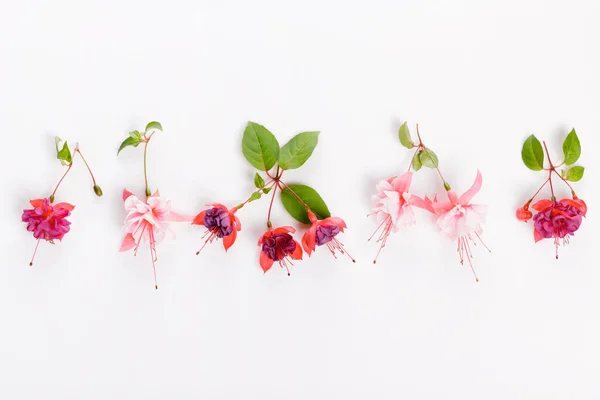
412, 151, 423, 171
280, 184, 331, 224
57, 140, 72, 164
117, 136, 141, 155
399, 122, 414, 149
562, 128, 581, 166
242, 121, 280, 171
566, 166, 584, 182
129, 130, 142, 140
249, 191, 262, 202
254, 173, 265, 188
521, 134, 544, 171
145, 121, 163, 133
419, 148, 439, 168
263, 187, 272, 194
278, 131, 320, 170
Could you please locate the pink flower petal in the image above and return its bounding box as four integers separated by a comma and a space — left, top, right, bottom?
458, 170, 483, 205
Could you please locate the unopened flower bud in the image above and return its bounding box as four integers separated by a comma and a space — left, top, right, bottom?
93, 185, 103, 197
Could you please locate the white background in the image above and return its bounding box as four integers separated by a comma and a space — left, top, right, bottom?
1, 1, 599, 398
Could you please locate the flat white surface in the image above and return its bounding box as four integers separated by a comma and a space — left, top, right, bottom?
1, 1, 599, 399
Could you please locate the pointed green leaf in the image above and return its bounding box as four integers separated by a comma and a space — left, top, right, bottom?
521, 134, 544, 171
242, 122, 280, 171
399, 122, 414, 149
145, 121, 163, 133
57, 141, 72, 164
117, 136, 141, 155
419, 148, 439, 168
263, 187, 272, 194
254, 173, 265, 188
562, 128, 581, 165
566, 166, 584, 182
412, 151, 423, 171
278, 131, 320, 170
249, 191, 262, 202
129, 130, 142, 140
280, 184, 331, 224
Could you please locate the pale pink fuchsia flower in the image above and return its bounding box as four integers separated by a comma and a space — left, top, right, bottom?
413, 170, 488, 281
531, 198, 586, 258
258, 226, 303, 275
369, 171, 419, 263
119, 189, 191, 289
22, 198, 75, 266
192, 203, 242, 253
302, 211, 355, 262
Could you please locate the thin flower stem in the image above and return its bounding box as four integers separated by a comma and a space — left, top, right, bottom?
142, 132, 156, 198
552, 169, 576, 194
415, 124, 449, 188
75, 148, 98, 186
278, 180, 312, 212
528, 178, 550, 203
542, 141, 556, 200
266, 181, 278, 226
407, 145, 422, 172
237, 180, 275, 208
50, 162, 74, 199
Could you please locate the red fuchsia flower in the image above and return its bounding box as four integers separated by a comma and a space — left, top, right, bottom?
119, 189, 191, 289
192, 203, 242, 253
530, 198, 586, 258
258, 226, 303, 275
412, 170, 488, 281
302, 211, 355, 262
369, 171, 420, 263
22, 198, 75, 265
516, 203, 533, 222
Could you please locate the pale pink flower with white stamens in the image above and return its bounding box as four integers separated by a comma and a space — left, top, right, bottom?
369, 171, 420, 263
119, 189, 191, 289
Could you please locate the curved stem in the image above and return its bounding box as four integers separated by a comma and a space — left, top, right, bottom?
266, 182, 278, 225
76, 148, 98, 186
143, 139, 150, 197
50, 163, 73, 200
552, 169, 576, 194
528, 178, 550, 203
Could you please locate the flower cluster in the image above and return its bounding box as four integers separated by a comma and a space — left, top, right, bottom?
22, 138, 102, 266
516, 130, 587, 258
193, 121, 354, 275
117, 122, 191, 289
370, 122, 489, 281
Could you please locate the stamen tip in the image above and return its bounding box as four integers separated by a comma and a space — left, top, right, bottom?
29, 262, 33, 267
287, 273, 291, 276
475, 278, 479, 283
196, 251, 200, 255
373, 260, 376, 264
155, 284, 159, 290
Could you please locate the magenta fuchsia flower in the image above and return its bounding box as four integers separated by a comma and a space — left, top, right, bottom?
413, 170, 489, 281
119, 189, 191, 289
258, 226, 303, 275
530, 198, 586, 258
192, 203, 242, 253
22, 198, 75, 265
302, 211, 354, 262
369, 171, 420, 263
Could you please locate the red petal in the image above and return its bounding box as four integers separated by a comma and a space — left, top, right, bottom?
260, 251, 274, 273
273, 226, 295, 235
302, 228, 316, 256
223, 229, 237, 252
54, 202, 75, 212
561, 199, 587, 216
291, 241, 303, 260
192, 211, 207, 225
29, 199, 45, 208
531, 199, 553, 212
234, 215, 242, 231
533, 228, 544, 243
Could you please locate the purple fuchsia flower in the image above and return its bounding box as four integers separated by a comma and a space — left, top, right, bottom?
302, 211, 354, 262
192, 203, 242, 253
22, 198, 75, 265
258, 226, 303, 275
531, 198, 586, 258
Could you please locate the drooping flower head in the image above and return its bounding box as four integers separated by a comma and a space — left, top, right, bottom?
192, 203, 241, 254
302, 211, 354, 262
531, 198, 586, 258
22, 198, 75, 266
413, 170, 488, 281
258, 226, 303, 275
369, 171, 418, 263
119, 189, 191, 289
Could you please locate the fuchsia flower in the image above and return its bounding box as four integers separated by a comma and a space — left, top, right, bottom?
413, 170, 488, 281
22, 198, 75, 265
302, 211, 355, 262
119, 189, 191, 288
369, 171, 419, 263
530, 198, 586, 258
192, 203, 242, 253
258, 226, 303, 275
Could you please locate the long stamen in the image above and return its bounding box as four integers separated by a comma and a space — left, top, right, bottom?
462, 237, 479, 282
150, 229, 158, 289
373, 220, 391, 264
368, 215, 389, 241
29, 238, 42, 266
134, 224, 147, 256
474, 232, 491, 253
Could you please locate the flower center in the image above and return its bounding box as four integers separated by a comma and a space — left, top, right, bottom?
203, 208, 233, 238
315, 225, 340, 246
262, 233, 296, 261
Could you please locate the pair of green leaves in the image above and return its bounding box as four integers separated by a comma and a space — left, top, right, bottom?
242, 173, 274, 205
398, 122, 439, 170
241, 122, 319, 172
521, 129, 584, 181
117, 121, 163, 155
55, 137, 73, 165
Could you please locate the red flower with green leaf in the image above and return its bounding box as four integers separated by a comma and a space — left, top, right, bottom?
517, 129, 587, 258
